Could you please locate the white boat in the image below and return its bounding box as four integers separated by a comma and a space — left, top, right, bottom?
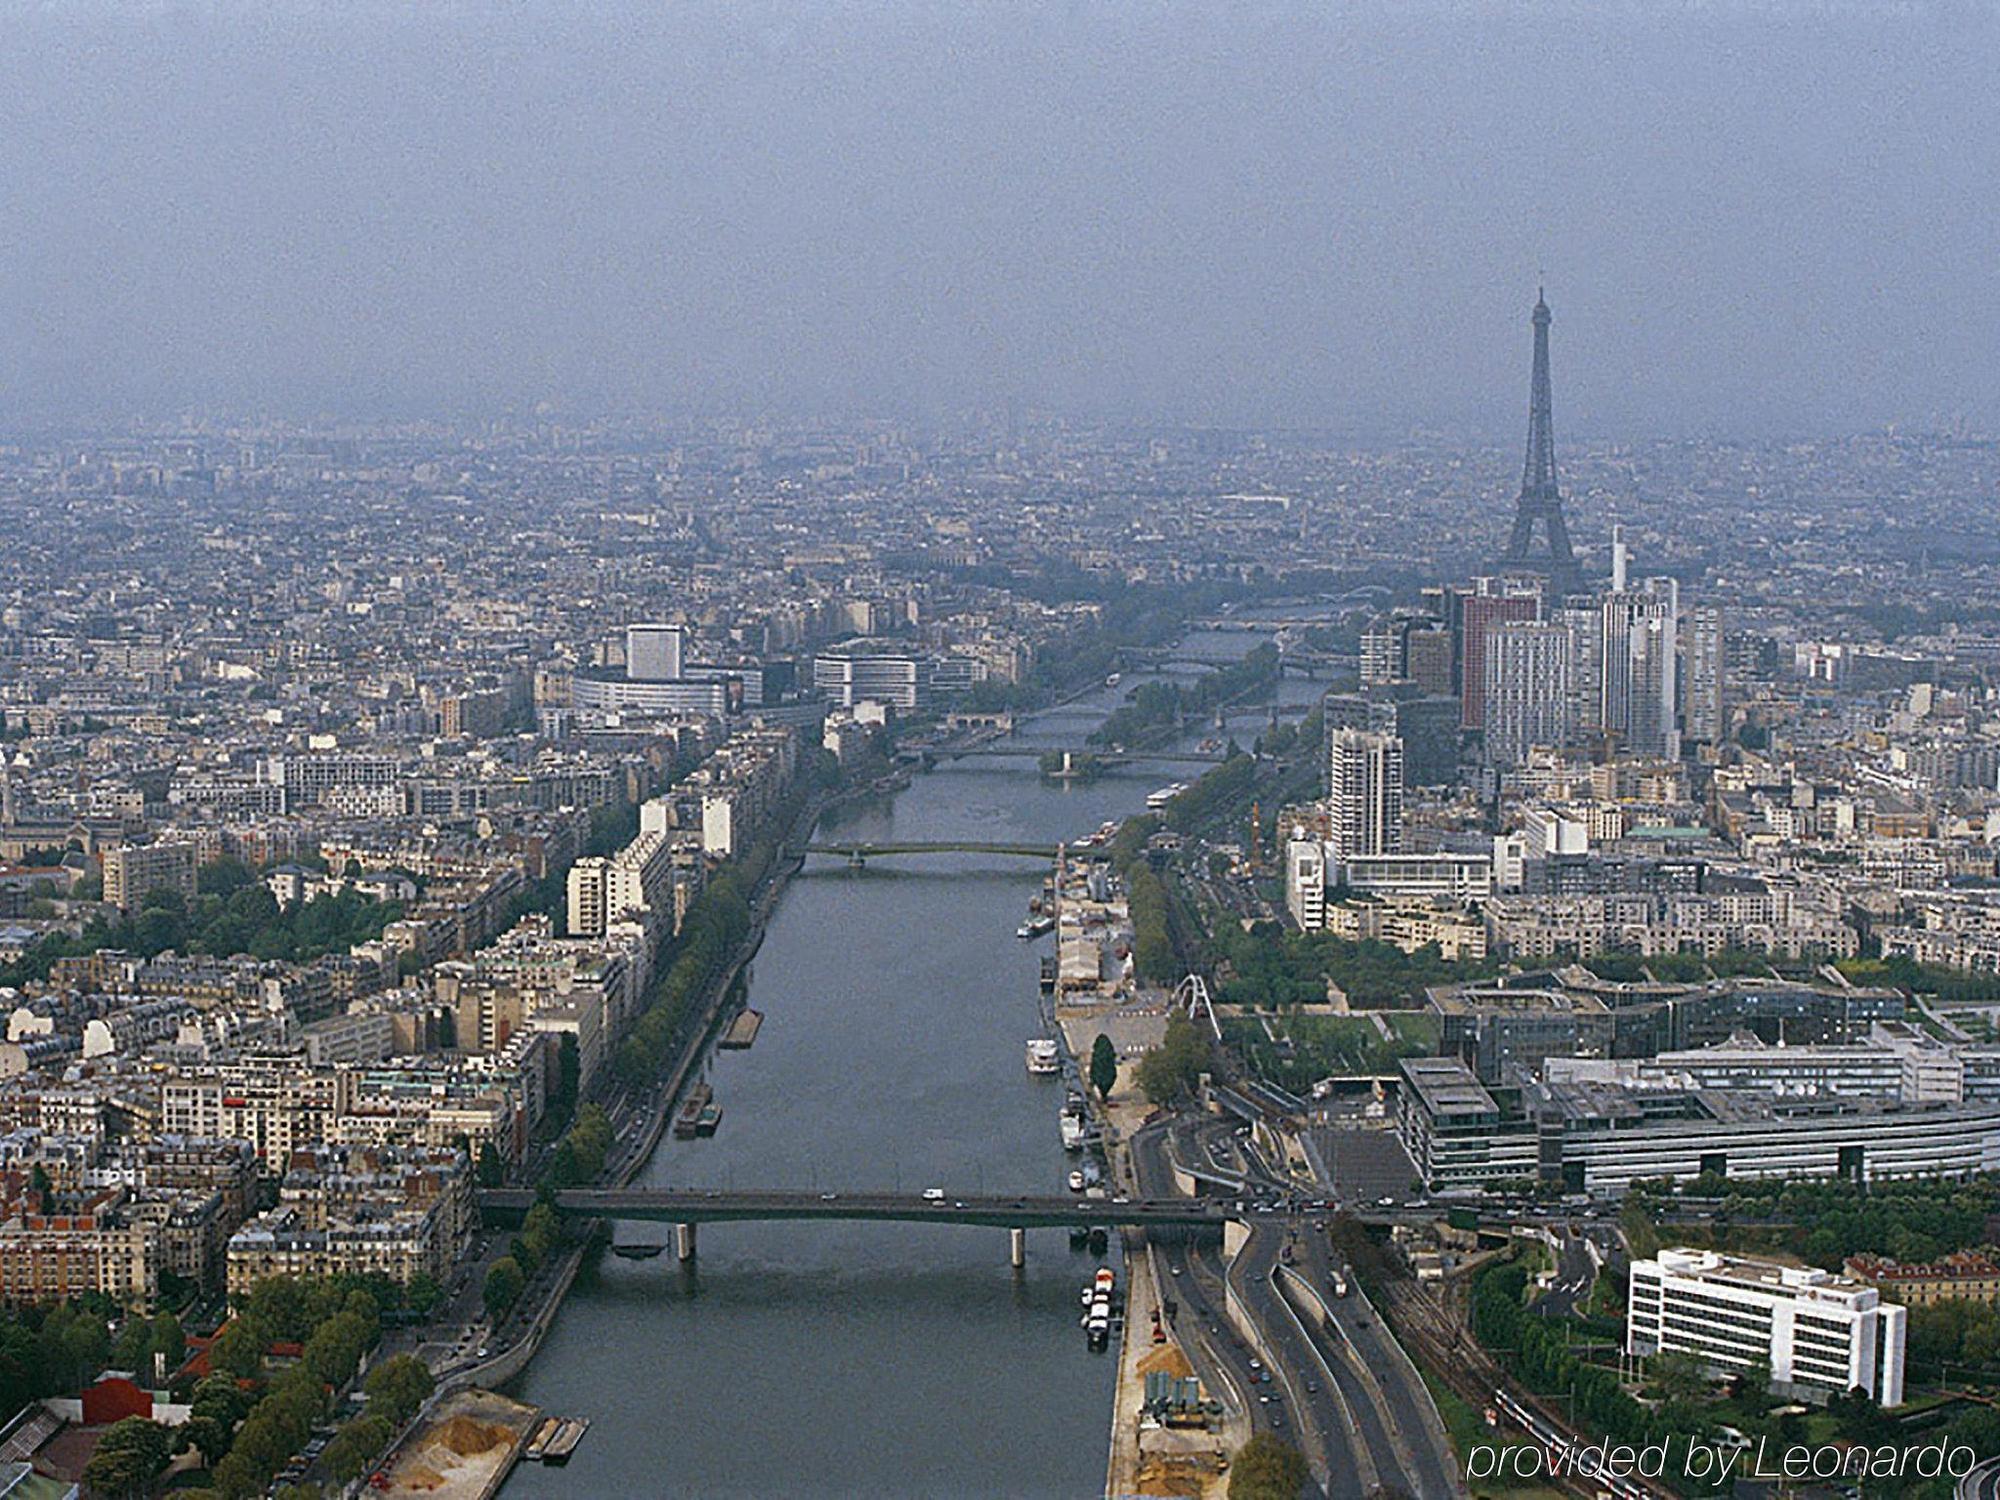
1060, 1093, 1089, 1150
1145, 782, 1187, 810
1106, 673, 1122, 687
1068, 1168, 1087, 1192
1025, 1038, 1061, 1075
1016, 913, 1055, 940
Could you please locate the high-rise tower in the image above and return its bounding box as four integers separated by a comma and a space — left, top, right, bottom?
1327, 728, 1403, 865
1502, 290, 1581, 592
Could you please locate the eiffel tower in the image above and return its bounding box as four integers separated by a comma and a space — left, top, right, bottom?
1501, 289, 1581, 592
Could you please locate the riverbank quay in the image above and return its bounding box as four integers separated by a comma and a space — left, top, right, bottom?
373, 1389, 541, 1500
430, 781, 843, 1397
1098, 1050, 1240, 1499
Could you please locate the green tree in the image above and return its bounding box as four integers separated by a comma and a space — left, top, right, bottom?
180, 1412, 235, 1468
476, 1141, 505, 1188
483, 1257, 525, 1321
322, 1412, 395, 1482
212, 1448, 265, 1500
81, 1416, 172, 1499
364, 1353, 435, 1426
1126, 865, 1179, 983
197, 856, 257, 896
1732, 1356, 1774, 1403
1228, 1433, 1309, 1499
1089, 1033, 1119, 1099
111, 1315, 154, 1376
207, 1318, 264, 1382
189, 1372, 251, 1429
404, 1272, 443, 1318
1135, 1016, 1211, 1104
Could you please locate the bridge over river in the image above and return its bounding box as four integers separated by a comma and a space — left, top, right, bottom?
801, 839, 1058, 863
945, 745, 1225, 765
479, 1187, 1238, 1265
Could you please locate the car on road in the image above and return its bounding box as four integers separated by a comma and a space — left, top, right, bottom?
820, 1192, 838, 1201
922, 1187, 946, 1201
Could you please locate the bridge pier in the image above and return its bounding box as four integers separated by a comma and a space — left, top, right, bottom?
1010, 1227, 1026, 1269
674, 1222, 697, 1262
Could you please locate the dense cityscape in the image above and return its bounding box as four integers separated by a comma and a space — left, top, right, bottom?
3, 282, 2000, 1500
8, 4, 2000, 1499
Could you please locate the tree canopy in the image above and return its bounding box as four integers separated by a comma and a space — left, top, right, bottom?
1228, 1433, 1309, 1500
1089, 1033, 1119, 1099
1136, 1016, 1211, 1104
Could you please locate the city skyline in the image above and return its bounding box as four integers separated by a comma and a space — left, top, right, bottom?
5, 5, 2000, 1497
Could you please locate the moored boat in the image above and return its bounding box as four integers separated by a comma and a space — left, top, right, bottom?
673, 1082, 714, 1139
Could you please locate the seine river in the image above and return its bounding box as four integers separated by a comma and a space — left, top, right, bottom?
504, 629, 1322, 1498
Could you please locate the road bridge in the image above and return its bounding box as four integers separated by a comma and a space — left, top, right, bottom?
801, 840, 1057, 864
479, 1187, 1242, 1266
948, 746, 1227, 765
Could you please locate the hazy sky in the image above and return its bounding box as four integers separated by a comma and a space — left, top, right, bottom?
2, 2, 1995, 435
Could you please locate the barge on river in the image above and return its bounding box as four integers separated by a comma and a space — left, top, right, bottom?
524, 1416, 591, 1464
673, 1082, 715, 1139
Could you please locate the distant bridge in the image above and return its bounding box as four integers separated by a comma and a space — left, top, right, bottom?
802, 840, 1058, 863
948, 746, 1226, 766
479, 1187, 1240, 1264
1190, 616, 1349, 632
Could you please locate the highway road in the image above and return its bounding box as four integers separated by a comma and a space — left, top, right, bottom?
1533, 1227, 1600, 1319
1227, 1222, 1372, 1500
1170, 1105, 1462, 1497
1133, 1121, 1359, 1500
1960, 1452, 2000, 1500
1292, 1228, 1463, 1499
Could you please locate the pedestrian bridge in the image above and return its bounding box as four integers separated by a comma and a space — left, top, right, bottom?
802, 840, 1058, 862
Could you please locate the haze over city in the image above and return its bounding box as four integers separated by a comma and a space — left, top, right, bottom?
3, 1, 1997, 433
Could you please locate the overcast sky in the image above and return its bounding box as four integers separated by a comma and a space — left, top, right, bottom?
1, 2, 1994, 435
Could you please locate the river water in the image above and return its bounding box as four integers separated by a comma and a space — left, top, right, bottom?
503, 630, 1324, 1498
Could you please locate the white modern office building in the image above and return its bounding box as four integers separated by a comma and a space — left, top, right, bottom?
1628, 1248, 1905, 1406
